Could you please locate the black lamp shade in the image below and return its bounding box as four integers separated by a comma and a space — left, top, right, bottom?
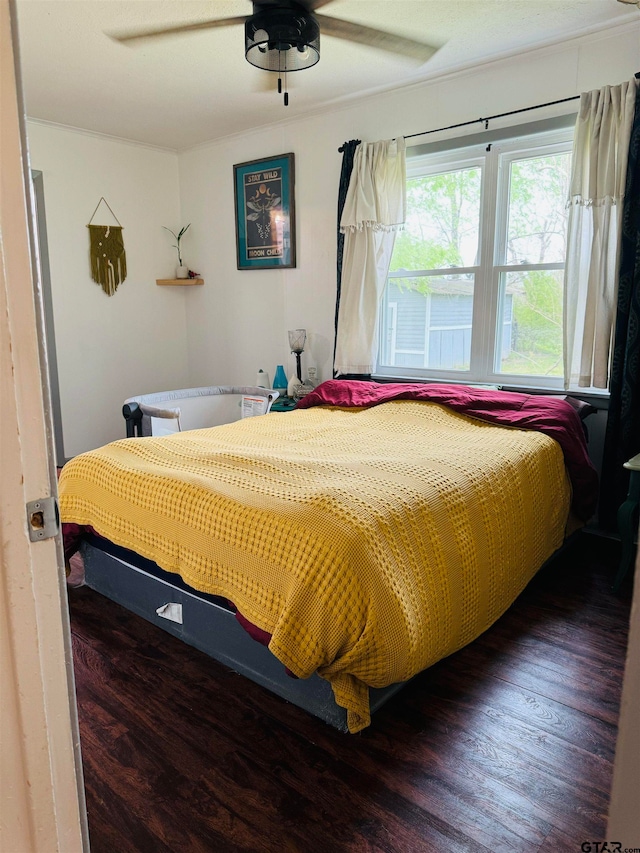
245, 9, 320, 72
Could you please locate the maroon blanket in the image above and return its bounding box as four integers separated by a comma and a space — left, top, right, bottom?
296, 380, 598, 521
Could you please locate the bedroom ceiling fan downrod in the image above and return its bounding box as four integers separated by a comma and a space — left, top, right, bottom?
245, 3, 320, 105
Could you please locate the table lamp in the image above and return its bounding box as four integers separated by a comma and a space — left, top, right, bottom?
288, 329, 306, 382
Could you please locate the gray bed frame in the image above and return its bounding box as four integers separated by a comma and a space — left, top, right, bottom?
81, 539, 407, 732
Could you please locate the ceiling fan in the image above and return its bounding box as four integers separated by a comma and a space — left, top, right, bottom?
109, 0, 439, 105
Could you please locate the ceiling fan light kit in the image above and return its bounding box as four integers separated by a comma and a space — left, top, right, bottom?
245, 8, 320, 72
245, 4, 320, 104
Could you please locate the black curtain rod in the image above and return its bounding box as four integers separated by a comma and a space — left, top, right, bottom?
405, 72, 640, 141
404, 95, 579, 139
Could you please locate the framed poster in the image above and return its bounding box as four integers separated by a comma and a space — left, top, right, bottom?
233, 153, 296, 270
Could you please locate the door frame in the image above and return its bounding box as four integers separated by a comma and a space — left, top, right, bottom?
32, 169, 66, 465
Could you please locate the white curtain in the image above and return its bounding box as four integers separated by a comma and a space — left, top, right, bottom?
334, 137, 406, 375
563, 78, 638, 389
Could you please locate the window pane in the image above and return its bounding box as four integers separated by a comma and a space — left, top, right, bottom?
380, 275, 473, 371
391, 167, 482, 271
505, 153, 571, 265
497, 270, 563, 377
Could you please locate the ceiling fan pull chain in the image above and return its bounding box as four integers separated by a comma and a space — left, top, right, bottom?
284, 69, 289, 106
277, 49, 282, 97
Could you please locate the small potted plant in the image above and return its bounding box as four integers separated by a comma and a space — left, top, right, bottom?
163, 224, 191, 278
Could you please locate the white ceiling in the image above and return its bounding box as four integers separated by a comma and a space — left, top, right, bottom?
15, 0, 638, 150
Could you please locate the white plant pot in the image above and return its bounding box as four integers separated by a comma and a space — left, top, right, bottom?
176, 265, 189, 279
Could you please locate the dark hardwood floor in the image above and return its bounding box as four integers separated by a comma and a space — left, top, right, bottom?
67, 532, 633, 853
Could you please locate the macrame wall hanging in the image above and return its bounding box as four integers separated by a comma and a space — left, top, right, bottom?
87, 198, 127, 296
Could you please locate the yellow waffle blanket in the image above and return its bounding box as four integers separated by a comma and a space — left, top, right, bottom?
59, 401, 571, 732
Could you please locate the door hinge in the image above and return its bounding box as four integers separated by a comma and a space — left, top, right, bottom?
26, 496, 60, 541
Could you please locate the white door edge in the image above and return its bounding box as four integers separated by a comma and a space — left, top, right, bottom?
0, 2, 88, 850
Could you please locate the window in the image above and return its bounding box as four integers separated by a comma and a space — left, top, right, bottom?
377, 128, 573, 389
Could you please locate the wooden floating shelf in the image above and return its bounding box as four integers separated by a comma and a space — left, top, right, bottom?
156, 278, 204, 286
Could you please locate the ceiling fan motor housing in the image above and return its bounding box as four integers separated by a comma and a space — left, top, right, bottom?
245, 6, 320, 71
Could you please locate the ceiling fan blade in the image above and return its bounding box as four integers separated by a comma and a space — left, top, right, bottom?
316, 14, 438, 63
306, 0, 337, 8
108, 15, 248, 44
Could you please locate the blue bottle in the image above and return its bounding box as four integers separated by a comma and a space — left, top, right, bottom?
273, 364, 288, 393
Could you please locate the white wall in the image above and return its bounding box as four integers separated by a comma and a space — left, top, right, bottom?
178, 22, 640, 390
26, 123, 190, 457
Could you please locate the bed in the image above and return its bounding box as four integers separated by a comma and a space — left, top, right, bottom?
59, 380, 598, 733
